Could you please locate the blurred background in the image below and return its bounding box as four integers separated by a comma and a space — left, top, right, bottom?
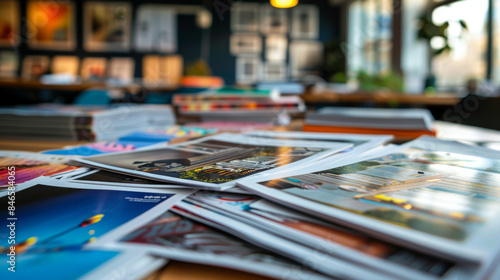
0, 0, 499, 128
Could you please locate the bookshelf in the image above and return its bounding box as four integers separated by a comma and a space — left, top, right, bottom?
0, 78, 179, 93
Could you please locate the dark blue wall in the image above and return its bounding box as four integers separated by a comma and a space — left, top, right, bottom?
2, 0, 341, 85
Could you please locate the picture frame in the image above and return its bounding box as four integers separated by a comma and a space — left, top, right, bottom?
236, 56, 261, 84
143, 55, 183, 86
84, 2, 132, 52
134, 5, 177, 53
0, 0, 19, 47
27, 1, 75, 50
51, 56, 80, 76
0, 51, 18, 78
263, 62, 287, 81
260, 5, 287, 34
266, 35, 287, 61
231, 3, 259, 32
291, 5, 319, 39
230, 34, 262, 55
81, 58, 108, 81
21, 56, 50, 80
289, 41, 323, 78
108, 57, 135, 84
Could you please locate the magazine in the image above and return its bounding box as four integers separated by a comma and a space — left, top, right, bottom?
0, 151, 80, 189
0, 177, 192, 279
0, 248, 165, 280
188, 192, 481, 280
104, 209, 331, 280
237, 137, 500, 266
65, 169, 190, 189
73, 133, 352, 190
243, 131, 392, 170
174, 200, 408, 280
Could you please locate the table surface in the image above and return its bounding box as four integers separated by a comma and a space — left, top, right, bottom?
2, 120, 499, 279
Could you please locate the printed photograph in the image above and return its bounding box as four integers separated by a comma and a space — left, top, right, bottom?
27, 1, 75, 50
84, 139, 324, 184
121, 210, 310, 277
71, 169, 175, 186
259, 148, 500, 241
84, 2, 131, 51
190, 192, 454, 277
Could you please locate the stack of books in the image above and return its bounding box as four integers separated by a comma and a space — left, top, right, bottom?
0, 104, 176, 141
5, 127, 500, 280
173, 87, 305, 124
304, 107, 437, 140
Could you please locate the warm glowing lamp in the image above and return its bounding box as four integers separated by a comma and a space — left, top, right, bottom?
270, 0, 298, 8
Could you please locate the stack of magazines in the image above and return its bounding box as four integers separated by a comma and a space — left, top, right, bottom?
304, 107, 437, 140
3, 129, 500, 280
173, 87, 305, 124
0, 104, 176, 141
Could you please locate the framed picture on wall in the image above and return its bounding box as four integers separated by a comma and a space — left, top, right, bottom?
0, 51, 19, 78
236, 56, 261, 84
27, 1, 75, 50
143, 55, 183, 87
135, 5, 177, 53
22, 56, 50, 80
266, 35, 287, 61
231, 4, 259, 32
291, 5, 319, 39
84, 2, 132, 51
52, 56, 80, 76
289, 41, 323, 78
263, 62, 287, 81
260, 5, 287, 34
109, 58, 135, 84
230, 34, 262, 55
81, 58, 108, 81
0, 1, 19, 47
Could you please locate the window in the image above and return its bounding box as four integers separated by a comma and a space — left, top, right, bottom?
431, 0, 489, 90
